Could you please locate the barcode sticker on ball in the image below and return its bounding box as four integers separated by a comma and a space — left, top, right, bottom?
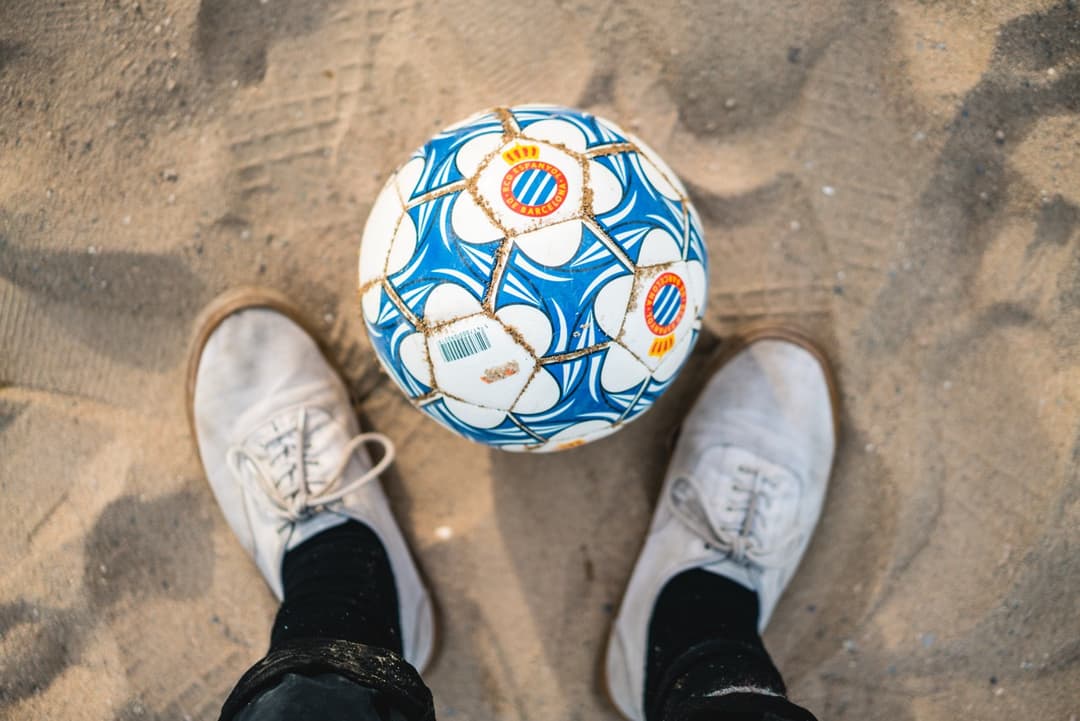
437, 326, 492, 362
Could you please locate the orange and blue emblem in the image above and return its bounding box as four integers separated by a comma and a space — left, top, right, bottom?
500, 143, 568, 218
644, 272, 687, 357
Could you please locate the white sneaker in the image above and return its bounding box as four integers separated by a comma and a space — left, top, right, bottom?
605, 328, 839, 721
186, 287, 436, 672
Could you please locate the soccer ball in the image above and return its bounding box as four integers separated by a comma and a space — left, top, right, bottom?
359, 105, 707, 452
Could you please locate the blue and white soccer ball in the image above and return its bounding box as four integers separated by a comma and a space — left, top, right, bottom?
359, 105, 708, 452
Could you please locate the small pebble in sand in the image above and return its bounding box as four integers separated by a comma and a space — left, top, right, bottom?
842, 639, 857, 653
122, 215, 131, 225
324, 313, 334, 324
789, 220, 800, 231
943, 380, 952, 391
434, 526, 453, 541
821, 185, 836, 197
724, 97, 737, 110
88, 246, 97, 254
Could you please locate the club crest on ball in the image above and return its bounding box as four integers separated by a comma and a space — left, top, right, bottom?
499, 143, 569, 218
644, 272, 687, 358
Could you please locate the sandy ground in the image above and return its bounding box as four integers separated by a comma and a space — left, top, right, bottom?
2, 1, 1079, 719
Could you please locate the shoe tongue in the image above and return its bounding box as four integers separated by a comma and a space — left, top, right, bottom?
246, 406, 347, 496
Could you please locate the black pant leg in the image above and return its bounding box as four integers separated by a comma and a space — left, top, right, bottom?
218, 521, 435, 721
647, 570, 818, 721
231, 672, 411, 721
667, 692, 818, 721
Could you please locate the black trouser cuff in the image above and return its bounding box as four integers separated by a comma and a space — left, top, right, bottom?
665, 690, 816, 721
650, 639, 790, 721
670, 691, 819, 721
218, 638, 434, 721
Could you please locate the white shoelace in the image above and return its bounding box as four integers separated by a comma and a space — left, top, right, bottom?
667, 461, 801, 569
225, 407, 395, 522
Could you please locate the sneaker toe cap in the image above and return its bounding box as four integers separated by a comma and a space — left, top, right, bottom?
685, 339, 836, 477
